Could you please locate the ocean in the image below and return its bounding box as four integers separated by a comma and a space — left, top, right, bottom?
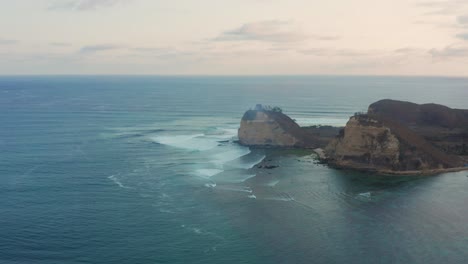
1, 76, 467, 264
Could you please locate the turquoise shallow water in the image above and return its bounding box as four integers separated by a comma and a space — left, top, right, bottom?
1, 76, 467, 264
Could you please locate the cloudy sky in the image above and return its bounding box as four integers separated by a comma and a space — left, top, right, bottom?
1, 0, 468, 75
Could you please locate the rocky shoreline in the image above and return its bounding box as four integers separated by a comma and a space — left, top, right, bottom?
238, 101, 468, 176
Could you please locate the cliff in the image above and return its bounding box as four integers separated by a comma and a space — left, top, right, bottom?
325, 100, 468, 174
238, 109, 318, 148
238, 100, 468, 175
324, 116, 401, 171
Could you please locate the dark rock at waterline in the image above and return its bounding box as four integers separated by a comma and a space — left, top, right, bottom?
256, 165, 279, 169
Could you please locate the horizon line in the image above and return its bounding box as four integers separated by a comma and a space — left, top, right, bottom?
1, 74, 468, 79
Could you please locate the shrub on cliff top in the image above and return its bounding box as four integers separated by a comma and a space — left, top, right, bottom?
251, 104, 283, 113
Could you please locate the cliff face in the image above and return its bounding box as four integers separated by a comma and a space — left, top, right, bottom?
238, 110, 319, 148
238, 100, 467, 174
325, 100, 467, 173
369, 99, 468, 156
325, 116, 400, 171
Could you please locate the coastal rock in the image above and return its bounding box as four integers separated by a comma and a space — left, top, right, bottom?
325, 116, 401, 170
237, 100, 467, 175
325, 100, 467, 173
238, 106, 320, 148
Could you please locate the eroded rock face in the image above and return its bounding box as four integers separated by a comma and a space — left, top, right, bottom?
238, 110, 317, 148
325, 116, 400, 170
238, 100, 467, 174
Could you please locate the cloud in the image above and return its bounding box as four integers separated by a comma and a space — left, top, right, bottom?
127, 47, 194, 59
299, 48, 379, 57
214, 20, 338, 43
78, 44, 120, 54
457, 15, 468, 24
50, 42, 72, 47
417, 0, 468, 16
429, 45, 468, 57
456, 32, 468, 40
49, 0, 129, 11
0, 38, 18, 45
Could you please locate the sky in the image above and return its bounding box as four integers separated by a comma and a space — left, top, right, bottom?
1, 0, 468, 76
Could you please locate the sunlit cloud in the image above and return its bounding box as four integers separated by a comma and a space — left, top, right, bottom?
49, 0, 130, 11
429, 45, 468, 57
213, 20, 338, 43
417, 0, 468, 16
299, 48, 381, 57
214, 20, 307, 43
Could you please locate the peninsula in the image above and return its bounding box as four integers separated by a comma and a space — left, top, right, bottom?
238, 100, 468, 175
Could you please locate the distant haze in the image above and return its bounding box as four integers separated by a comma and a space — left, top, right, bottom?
1, 0, 468, 76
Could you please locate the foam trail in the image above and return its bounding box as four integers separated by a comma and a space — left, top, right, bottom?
212, 173, 256, 183
196, 169, 223, 177
266, 179, 280, 187
108, 175, 131, 189
358, 192, 372, 198
263, 193, 295, 201
233, 155, 266, 169
205, 182, 217, 188
216, 186, 253, 193
212, 147, 252, 165
263, 197, 295, 202
150, 134, 218, 151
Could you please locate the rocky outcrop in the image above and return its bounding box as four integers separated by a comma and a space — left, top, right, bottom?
325, 116, 401, 171
238, 100, 468, 175
369, 99, 468, 156
325, 100, 468, 174
238, 109, 319, 148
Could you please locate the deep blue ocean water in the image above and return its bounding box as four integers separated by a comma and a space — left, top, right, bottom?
1, 76, 467, 264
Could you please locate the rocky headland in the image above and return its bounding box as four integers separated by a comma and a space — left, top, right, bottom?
238, 101, 468, 175
238, 104, 341, 149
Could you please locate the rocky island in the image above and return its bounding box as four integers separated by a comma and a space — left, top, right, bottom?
238, 100, 468, 175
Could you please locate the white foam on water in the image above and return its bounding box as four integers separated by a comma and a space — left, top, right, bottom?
263, 196, 295, 202
205, 127, 238, 141
216, 186, 253, 193
226, 155, 266, 169
266, 179, 280, 187
192, 228, 202, 234
108, 175, 131, 189
358, 192, 372, 198
205, 182, 217, 188
239, 174, 256, 182
150, 134, 219, 151
263, 193, 295, 201
212, 173, 256, 183
147, 125, 257, 189
196, 169, 224, 178
248, 194, 257, 199
211, 147, 252, 165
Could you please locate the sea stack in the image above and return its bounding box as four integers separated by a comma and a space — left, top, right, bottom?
238, 104, 320, 148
